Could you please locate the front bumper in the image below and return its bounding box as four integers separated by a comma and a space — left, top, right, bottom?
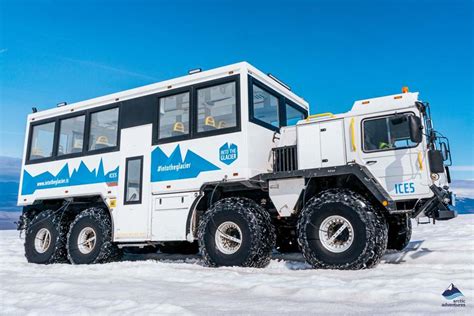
419, 185, 457, 221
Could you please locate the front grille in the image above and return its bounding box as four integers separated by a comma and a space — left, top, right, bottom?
272, 145, 298, 172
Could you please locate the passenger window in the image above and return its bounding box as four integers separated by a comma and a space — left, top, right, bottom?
252, 84, 279, 128
58, 115, 85, 156
285, 103, 305, 126
29, 122, 55, 160
158, 92, 190, 139
197, 82, 237, 132
363, 114, 417, 152
125, 157, 143, 204
88, 108, 119, 151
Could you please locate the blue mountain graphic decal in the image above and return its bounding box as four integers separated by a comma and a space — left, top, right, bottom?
151, 145, 220, 182
22, 159, 119, 195
442, 283, 464, 300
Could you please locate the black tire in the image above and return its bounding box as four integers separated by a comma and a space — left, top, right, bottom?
387, 214, 412, 250
198, 197, 275, 268
67, 208, 122, 264
159, 241, 199, 254
297, 189, 388, 270
24, 209, 72, 264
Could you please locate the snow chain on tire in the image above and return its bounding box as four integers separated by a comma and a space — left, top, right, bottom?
67, 207, 122, 264
25, 209, 75, 264
297, 189, 388, 270
198, 197, 276, 268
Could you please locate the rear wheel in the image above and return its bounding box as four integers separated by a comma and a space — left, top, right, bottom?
198, 197, 275, 268
67, 208, 121, 264
297, 189, 387, 270
24, 209, 71, 264
387, 214, 412, 250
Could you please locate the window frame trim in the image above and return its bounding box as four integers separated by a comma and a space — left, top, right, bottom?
193, 76, 241, 138
86, 104, 121, 154
248, 75, 308, 131
56, 113, 87, 160
361, 111, 419, 154
123, 155, 144, 205
26, 118, 58, 164
25, 102, 121, 165
283, 99, 308, 127
153, 74, 241, 145
248, 76, 281, 131
154, 86, 192, 144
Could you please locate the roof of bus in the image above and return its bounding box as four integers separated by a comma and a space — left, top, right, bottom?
28, 62, 309, 122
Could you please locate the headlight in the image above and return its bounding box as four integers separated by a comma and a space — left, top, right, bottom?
431, 173, 440, 181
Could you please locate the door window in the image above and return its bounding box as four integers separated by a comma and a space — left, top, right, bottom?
363, 114, 417, 152
124, 156, 143, 204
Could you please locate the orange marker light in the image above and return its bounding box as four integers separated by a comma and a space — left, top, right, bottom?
402, 86, 409, 93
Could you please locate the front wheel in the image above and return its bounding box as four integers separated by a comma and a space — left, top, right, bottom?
297, 189, 387, 270
67, 208, 121, 264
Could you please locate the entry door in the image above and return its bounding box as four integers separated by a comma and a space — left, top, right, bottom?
113, 125, 152, 241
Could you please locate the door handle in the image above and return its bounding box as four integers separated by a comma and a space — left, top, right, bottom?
366, 160, 377, 165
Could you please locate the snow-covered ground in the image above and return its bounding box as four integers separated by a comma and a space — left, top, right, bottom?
0, 216, 472, 315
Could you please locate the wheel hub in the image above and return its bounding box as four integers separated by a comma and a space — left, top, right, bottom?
319, 215, 354, 253
34, 228, 52, 253
77, 227, 97, 255
215, 221, 242, 255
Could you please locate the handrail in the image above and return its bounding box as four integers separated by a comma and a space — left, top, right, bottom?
418, 152, 423, 170
350, 118, 356, 151
305, 112, 335, 121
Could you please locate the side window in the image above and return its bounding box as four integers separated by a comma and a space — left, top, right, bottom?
124, 156, 143, 204
197, 82, 237, 132
29, 122, 55, 160
285, 103, 306, 126
58, 115, 85, 156
363, 114, 417, 152
158, 92, 190, 139
252, 84, 279, 128
88, 108, 119, 151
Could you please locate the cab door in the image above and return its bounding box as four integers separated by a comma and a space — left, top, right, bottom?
357, 112, 430, 200
113, 124, 152, 241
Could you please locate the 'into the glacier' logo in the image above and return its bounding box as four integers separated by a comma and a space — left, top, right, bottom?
441, 283, 465, 308
220, 143, 238, 165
